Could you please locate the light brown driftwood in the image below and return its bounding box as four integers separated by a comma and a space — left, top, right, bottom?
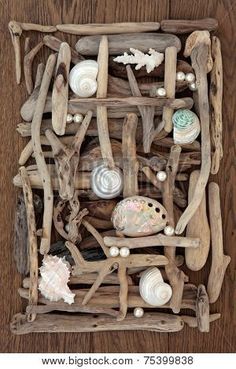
43, 35, 83, 64
8, 21, 22, 84
186, 170, 210, 271
24, 37, 30, 54
210, 36, 223, 174
52, 42, 71, 136
161, 18, 218, 34
207, 182, 231, 303
196, 284, 210, 332
181, 313, 220, 328
20, 22, 56, 32
153, 137, 200, 151
26, 304, 118, 317
24, 41, 43, 94
176, 31, 212, 234
31, 54, 56, 254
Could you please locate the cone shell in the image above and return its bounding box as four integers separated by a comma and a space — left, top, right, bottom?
172, 109, 200, 144
111, 196, 169, 237
69, 60, 98, 97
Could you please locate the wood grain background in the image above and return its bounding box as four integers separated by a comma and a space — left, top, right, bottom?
0, 0, 235, 353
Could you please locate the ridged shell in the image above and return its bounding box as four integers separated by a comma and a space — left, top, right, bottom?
172, 109, 200, 144
39, 255, 75, 305
69, 60, 98, 97
139, 267, 172, 306
91, 164, 123, 199
111, 196, 169, 237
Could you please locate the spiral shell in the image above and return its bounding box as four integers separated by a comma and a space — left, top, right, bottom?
91, 164, 123, 199
39, 255, 75, 305
172, 109, 200, 144
139, 267, 172, 306
69, 60, 98, 97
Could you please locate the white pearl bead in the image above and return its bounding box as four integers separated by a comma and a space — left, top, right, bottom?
185, 72, 196, 83
73, 113, 83, 124
66, 113, 73, 124
156, 171, 167, 182
156, 87, 166, 97
119, 247, 130, 258
133, 307, 144, 318
109, 246, 119, 257
65, 223, 69, 232
164, 225, 175, 236
176, 71, 185, 82
189, 82, 197, 91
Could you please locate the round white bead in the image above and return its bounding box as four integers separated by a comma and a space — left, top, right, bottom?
133, 307, 144, 318
176, 71, 185, 82
109, 246, 119, 258
185, 72, 196, 83
65, 223, 69, 232
156, 171, 167, 182
66, 113, 73, 124
164, 225, 175, 236
189, 82, 197, 91
156, 87, 166, 97
119, 247, 130, 258
73, 113, 83, 124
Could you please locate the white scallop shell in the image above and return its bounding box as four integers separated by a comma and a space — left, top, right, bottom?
172, 109, 200, 145
91, 164, 123, 199
139, 267, 172, 306
69, 60, 98, 97
39, 255, 75, 305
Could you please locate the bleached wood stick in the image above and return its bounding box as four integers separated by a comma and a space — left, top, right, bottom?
8, 21, 22, 84
31, 54, 56, 254
20, 22, 56, 32
196, 284, 210, 332
24, 41, 43, 94
181, 313, 220, 328
161, 18, 218, 34
43, 35, 83, 64
163, 46, 177, 133
207, 183, 231, 303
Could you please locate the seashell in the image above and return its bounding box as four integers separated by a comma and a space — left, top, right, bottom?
69, 60, 98, 97
91, 164, 123, 199
39, 255, 75, 305
172, 109, 200, 145
139, 267, 172, 306
111, 196, 169, 237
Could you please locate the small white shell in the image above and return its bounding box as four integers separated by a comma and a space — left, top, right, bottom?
172, 109, 200, 145
66, 113, 73, 124
69, 60, 98, 97
156, 170, 167, 182
164, 225, 175, 236
119, 247, 130, 258
109, 246, 119, 257
39, 255, 75, 305
156, 87, 166, 97
91, 164, 123, 199
176, 71, 185, 81
73, 113, 83, 123
189, 82, 197, 91
133, 307, 144, 318
185, 72, 195, 83
139, 267, 172, 306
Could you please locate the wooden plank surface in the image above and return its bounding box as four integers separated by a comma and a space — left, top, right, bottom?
0, 0, 235, 353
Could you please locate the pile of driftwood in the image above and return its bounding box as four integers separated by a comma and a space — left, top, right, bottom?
10, 18, 230, 335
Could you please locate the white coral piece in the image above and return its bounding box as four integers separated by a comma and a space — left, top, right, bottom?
113, 48, 164, 73
39, 255, 75, 305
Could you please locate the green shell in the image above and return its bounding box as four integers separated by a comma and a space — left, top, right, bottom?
172, 109, 197, 130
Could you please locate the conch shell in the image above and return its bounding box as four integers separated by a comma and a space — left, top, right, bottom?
172, 109, 200, 144
91, 164, 123, 199
69, 60, 98, 97
39, 255, 75, 304
139, 267, 172, 306
111, 196, 169, 237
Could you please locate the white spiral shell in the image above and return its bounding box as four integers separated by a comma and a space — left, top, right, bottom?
39, 255, 75, 305
172, 109, 200, 145
69, 60, 98, 97
139, 267, 172, 306
91, 164, 123, 199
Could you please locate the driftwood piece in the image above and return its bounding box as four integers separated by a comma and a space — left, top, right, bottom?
75, 33, 181, 55
182, 313, 220, 328
210, 36, 223, 174
31, 54, 56, 254
126, 65, 155, 153
122, 113, 139, 197
176, 32, 212, 234
8, 21, 22, 84
20, 22, 56, 32
24, 41, 43, 94
186, 170, 210, 271
19, 167, 38, 322
43, 35, 83, 64
81, 200, 117, 220
161, 18, 218, 34
26, 304, 118, 317
52, 42, 71, 136
196, 284, 210, 332
207, 182, 231, 303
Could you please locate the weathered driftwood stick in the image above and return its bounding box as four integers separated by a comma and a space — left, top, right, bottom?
52, 42, 71, 136
186, 170, 210, 271
24, 41, 43, 94
24, 37, 30, 54
8, 21, 22, 84
20, 22, 56, 32
31, 54, 56, 254
126, 65, 155, 153
43, 35, 83, 64
76, 33, 181, 55
210, 36, 223, 174
82, 219, 110, 257
161, 18, 218, 34
181, 313, 220, 328
104, 235, 200, 249
176, 31, 212, 234
96, 35, 114, 168
11, 312, 184, 334
19, 167, 38, 322
207, 183, 231, 303
122, 113, 139, 197
196, 284, 210, 332
26, 304, 118, 317
153, 137, 200, 151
